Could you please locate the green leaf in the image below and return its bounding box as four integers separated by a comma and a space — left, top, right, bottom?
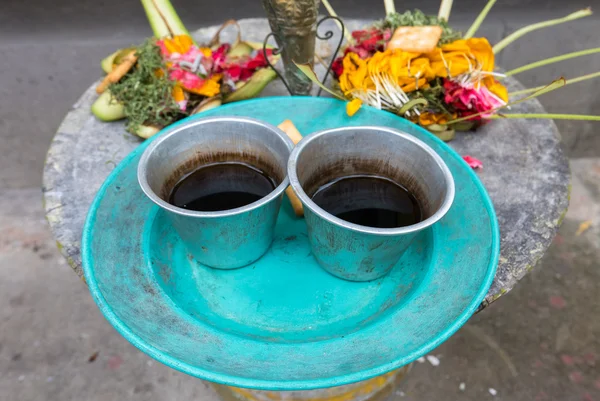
433, 128, 455, 142
397, 98, 427, 115
223, 68, 277, 103
100, 50, 120, 74
294, 63, 346, 100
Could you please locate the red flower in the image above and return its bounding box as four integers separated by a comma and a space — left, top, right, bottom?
462, 155, 483, 169
212, 44, 230, 70
220, 49, 272, 83
332, 57, 344, 78
331, 28, 390, 78
225, 65, 242, 81
351, 28, 388, 53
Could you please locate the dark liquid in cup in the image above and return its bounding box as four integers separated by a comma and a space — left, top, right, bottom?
168, 162, 276, 211
311, 175, 422, 228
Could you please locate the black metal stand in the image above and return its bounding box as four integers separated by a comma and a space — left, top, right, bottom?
262, 16, 345, 96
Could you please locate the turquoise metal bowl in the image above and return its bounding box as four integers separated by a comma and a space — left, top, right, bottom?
82, 97, 499, 390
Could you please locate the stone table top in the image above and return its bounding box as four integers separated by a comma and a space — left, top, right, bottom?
42, 18, 570, 310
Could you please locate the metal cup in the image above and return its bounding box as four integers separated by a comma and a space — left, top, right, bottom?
138, 116, 294, 269
288, 126, 455, 281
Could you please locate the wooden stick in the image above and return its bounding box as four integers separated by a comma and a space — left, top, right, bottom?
277, 120, 304, 217
96, 50, 137, 94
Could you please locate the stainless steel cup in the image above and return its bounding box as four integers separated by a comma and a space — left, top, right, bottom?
288, 126, 455, 281
138, 116, 294, 269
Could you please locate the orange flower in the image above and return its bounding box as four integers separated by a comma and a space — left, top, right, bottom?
171, 85, 187, 111
418, 111, 457, 126
483, 76, 508, 103
428, 38, 495, 78
346, 98, 363, 116
339, 53, 370, 94
185, 73, 223, 97
162, 35, 194, 55
158, 35, 212, 58
338, 37, 504, 118
172, 85, 185, 102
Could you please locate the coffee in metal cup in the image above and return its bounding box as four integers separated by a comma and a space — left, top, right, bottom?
288, 126, 455, 281
138, 116, 294, 269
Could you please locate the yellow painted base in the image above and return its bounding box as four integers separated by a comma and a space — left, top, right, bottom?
212, 365, 411, 401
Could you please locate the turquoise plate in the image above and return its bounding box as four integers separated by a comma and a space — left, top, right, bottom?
82, 97, 499, 390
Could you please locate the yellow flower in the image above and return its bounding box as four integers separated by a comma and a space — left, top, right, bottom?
199, 47, 212, 58
163, 35, 194, 55
172, 85, 185, 102
339, 53, 369, 94
162, 35, 212, 57
428, 38, 495, 78
417, 111, 457, 126
346, 98, 362, 116
338, 37, 502, 118
186, 73, 222, 97
339, 49, 435, 97
483, 76, 508, 103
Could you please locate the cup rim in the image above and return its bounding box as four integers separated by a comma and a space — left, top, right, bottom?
288, 126, 455, 236
137, 116, 294, 218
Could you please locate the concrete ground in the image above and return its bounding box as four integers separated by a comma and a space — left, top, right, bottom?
1, 0, 599, 400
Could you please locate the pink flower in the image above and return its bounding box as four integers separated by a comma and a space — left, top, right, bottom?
443, 79, 506, 120
176, 99, 188, 111
169, 68, 206, 90
156, 40, 170, 57
463, 155, 483, 169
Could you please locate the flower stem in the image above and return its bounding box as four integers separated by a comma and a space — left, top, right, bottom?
505, 47, 600, 76
510, 71, 600, 96
438, 0, 454, 21
321, 0, 354, 43
489, 114, 600, 121
464, 0, 497, 39
492, 8, 592, 54
383, 0, 396, 15
447, 78, 566, 124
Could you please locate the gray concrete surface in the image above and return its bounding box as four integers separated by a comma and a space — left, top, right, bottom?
2, 160, 599, 401
1, 0, 599, 400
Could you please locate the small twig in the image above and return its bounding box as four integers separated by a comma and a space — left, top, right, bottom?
510, 71, 600, 96
321, 0, 353, 43
464, 0, 497, 39
505, 47, 600, 76
315, 54, 329, 70
493, 8, 593, 54
437, 0, 454, 22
